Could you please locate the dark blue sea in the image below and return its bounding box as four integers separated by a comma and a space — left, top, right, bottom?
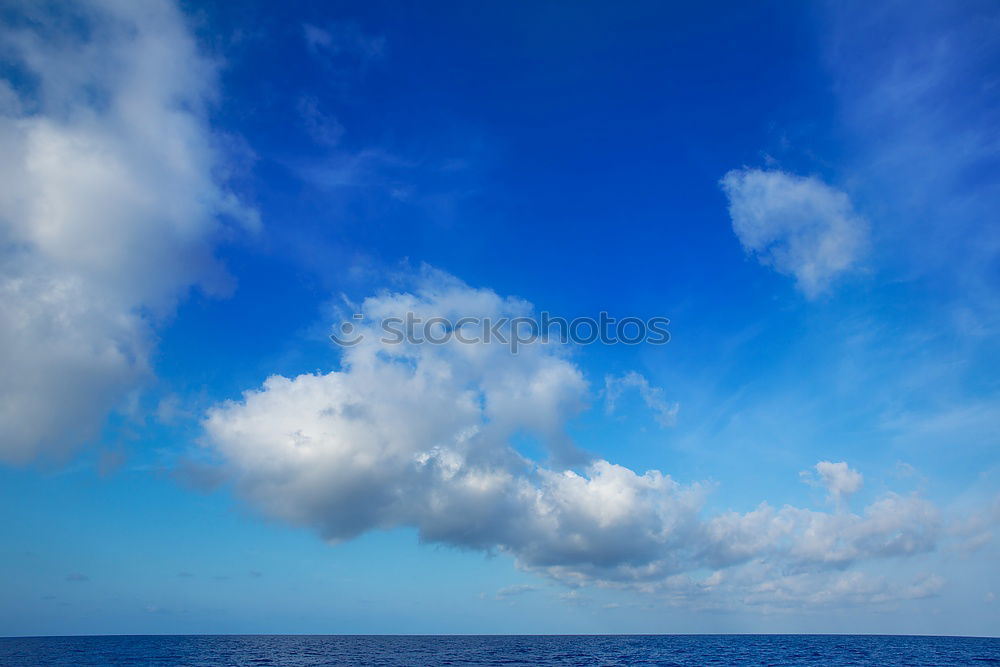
0, 634, 998, 666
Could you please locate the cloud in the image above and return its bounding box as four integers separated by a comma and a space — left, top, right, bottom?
297, 95, 344, 147
0, 0, 256, 463
824, 0, 1000, 332
704, 492, 940, 573
733, 570, 943, 610
604, 371, 678, 427
802, 461, 864, 504
303, 22, 386, 62
720, 168, 868, 298
204, 270, 950, 607
495, 584, 537, 600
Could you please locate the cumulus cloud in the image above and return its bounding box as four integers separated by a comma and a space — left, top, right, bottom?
0, 0, 255, 462
704, 492, 940, 572
205, 270, 948, 607
720, 168, 868, 298
802, 460, 864, 504
604, 371, 678, 427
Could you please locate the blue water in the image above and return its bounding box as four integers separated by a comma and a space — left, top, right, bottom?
0, 634, 998, 666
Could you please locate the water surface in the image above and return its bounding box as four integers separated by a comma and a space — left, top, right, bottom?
1, 633, 997, 666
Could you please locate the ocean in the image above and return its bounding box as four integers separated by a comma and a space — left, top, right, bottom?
0, 634, 998, 666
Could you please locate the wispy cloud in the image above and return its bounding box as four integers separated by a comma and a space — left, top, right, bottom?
824, 0, 1000, 331
303, 22, 386, 63
495, 584, 537, 600
296, 95, 345, 148
604, 372, 678, 427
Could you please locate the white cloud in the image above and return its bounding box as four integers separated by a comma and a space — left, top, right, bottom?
627, 565, 944, 612
720, 168, 868, 298
734, 570, 943, 610
802, 460, 864, 504
0, 0, 256, 463
204, 270, 950, 606
702, 491, 939, 571
604, 371, 678, 427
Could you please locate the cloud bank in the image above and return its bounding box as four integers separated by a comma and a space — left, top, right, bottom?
0, 0, 255, 462
205, 270, 954, 608
720, 168, 868, 298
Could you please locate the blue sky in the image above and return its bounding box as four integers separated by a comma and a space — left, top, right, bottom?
0, 0, 998, 636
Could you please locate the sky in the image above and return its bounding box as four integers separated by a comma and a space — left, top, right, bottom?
0, 0, 998, 637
